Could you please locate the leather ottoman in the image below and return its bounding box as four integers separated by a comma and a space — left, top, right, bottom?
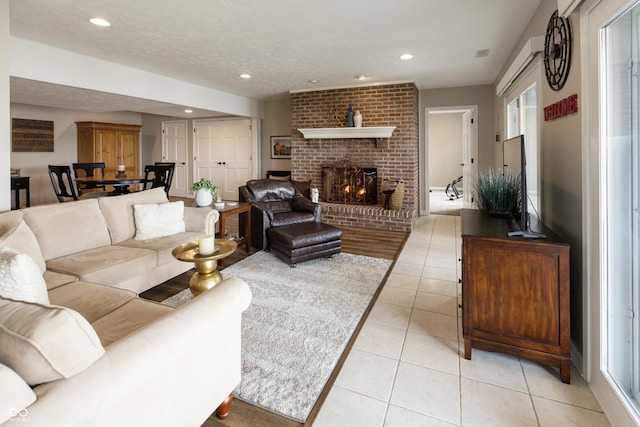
267, 222, 342, 267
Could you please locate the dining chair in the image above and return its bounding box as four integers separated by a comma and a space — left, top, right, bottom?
72, 162, 106, 196
154, 162, 176, 193
143, 164, 174, 196
48, 165, 79, 202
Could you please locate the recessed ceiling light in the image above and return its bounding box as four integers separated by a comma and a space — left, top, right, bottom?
356, 75, 367, 80
240, 73, 251, 79
184, 109, 193, 113
400, 53, 413, 60
89, 17, 111, 27
309, 79, 320, 84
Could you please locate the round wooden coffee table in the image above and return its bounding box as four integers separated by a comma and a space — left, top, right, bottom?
172, 239, 237, 296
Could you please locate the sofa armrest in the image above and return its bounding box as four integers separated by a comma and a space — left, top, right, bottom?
24, 277, 252, 427
184, 207, 219, 235
291, 196, 321, 220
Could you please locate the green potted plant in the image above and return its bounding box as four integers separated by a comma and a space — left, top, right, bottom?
190, 178, 219, 207
474, 168, 521, 215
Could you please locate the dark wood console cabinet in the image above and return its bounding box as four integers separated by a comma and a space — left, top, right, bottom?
461, 209, 571, 383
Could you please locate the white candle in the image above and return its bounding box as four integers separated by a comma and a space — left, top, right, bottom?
117, 164, 126, 172
198, 235, 215, 255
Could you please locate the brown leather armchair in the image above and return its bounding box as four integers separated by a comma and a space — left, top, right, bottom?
238, 179, 321, 250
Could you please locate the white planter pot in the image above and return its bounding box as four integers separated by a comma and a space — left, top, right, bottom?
195, 189, 213, 207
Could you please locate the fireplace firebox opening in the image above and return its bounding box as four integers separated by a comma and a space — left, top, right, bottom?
322, 160, 377, 205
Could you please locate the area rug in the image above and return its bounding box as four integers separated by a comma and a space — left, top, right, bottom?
162, 250, 392, 423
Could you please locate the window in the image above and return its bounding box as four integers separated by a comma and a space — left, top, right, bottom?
602, 1, 640, 414
505, 82, 540, 216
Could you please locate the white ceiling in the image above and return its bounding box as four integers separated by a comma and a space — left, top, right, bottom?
9, 0, 543, 118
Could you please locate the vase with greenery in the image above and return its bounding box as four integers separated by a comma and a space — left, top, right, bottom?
474, 168, 521, 214
190, 178, 219, 207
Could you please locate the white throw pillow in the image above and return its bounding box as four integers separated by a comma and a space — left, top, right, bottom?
0, 363, 36, 424
0, 246, 49, 304
0, 220, 46, 273
0, 296, 105, 386
133, 201, 185, 240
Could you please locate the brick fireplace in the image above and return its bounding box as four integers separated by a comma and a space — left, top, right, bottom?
290, 83, 419, 232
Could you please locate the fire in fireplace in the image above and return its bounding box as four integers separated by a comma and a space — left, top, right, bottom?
322, 160, 377, 205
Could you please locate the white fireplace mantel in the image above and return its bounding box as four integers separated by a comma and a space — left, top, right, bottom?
297, 126, 396, 140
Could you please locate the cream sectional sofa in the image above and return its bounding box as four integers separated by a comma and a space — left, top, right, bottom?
0, 188, 253, 426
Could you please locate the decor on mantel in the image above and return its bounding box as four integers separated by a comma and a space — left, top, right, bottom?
354, 110, 363, 127
346, 103, 355, 127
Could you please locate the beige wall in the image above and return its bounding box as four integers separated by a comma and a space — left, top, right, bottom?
261, 97, 291, 177
428, 113, 463, 188
9, 103, 141, 206
419, 85, 495, 213
494, 0, 584, 356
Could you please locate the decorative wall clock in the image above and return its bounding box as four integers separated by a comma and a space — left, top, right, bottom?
544, 10, 572, 91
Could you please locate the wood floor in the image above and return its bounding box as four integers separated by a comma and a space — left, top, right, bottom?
141, 222, 408, 426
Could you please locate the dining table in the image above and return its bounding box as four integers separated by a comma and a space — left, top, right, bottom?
74, 174, 148, 194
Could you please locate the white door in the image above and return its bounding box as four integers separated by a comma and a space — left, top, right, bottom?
462, 110, 477, 207
161, 120, 188, 197
193, 118, 253, 201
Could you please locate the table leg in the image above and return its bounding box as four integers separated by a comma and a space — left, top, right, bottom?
243, 208, 251, 252
25, 184, 30, 207
218, 212, 227, 239
14, 189, 19, 210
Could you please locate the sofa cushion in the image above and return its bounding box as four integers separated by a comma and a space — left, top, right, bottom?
0, 210, 24, 237
0, 220, 46, 273
0, 363, 36, 424
116, 231, 203, 266
48, 281, 137, 323
43, 270, 78, 291
45, 245, 157, 287
91, 299, 173, 346
134, 201, 186, 240
23, 199, 111, 261
98, 187, 169, 244
0, 246, 49, 304
0, 296, 104, 386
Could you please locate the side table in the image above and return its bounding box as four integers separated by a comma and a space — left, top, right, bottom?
172, 239, 237, 296
11, 176, 30, 210
216, 202, 251, 253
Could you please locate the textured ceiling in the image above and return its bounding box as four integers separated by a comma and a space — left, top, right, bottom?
9, 0, 542, 116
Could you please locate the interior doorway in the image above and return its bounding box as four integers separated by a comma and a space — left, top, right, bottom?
426, 105, 478, 215
161, 120, 188, 197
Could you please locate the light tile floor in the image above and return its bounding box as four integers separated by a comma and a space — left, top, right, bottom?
312, 215, 611, 427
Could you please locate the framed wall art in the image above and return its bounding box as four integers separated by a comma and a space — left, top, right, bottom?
270, 136, 291, 159
12, 118, 54, 152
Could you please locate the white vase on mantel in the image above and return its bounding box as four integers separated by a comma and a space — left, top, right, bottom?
354, 110, 363, 127
195, 189, 213, 207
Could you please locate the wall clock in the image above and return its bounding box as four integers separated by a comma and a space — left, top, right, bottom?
544, 10, 572, 91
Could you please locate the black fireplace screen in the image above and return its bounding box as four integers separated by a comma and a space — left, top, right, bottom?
322, 161, 377, 205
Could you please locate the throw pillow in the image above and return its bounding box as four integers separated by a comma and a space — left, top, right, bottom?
0, 220, 46, 273
292, 179, 312, 199
0, 363, 36, 424
0, 246, 49, 305
133, 201, 185, 240
0, 296, 105, 386
268, 174, 291, 181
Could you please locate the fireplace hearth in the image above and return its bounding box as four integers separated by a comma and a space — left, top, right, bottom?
322, 161, 377, 205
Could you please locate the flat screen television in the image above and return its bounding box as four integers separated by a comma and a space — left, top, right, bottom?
502, 135, 546, 239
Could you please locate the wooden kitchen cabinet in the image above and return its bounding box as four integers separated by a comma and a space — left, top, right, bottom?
76, 122, 142, 178
461, 209, 571, 383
